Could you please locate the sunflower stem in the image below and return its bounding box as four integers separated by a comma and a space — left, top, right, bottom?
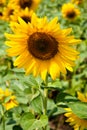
42, 75, 48, 130
2, 115, 5, 130
43, 88, 48, 116
2, 106, 5, 130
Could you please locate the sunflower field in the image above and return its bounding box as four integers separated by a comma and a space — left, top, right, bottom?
0, 0, 87, 130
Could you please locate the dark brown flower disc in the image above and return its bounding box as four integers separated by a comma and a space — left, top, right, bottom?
19, 0, 32, 9
21, 16, 31, 23
67, 11, 76, 18
28, 32, 58, 60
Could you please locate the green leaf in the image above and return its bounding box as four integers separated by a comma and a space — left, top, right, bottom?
68, 102, 87, 119
30, 95, 43, 114
20, 113, 48, 130
23, 75, 39, 89
47, 99, 57, 110
20, 112, 35, 129
48, 79, 62, 89
29, 115, 48, 130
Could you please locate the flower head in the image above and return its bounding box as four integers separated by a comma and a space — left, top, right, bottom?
5, 13, 80, 80
0, 11, 3, 20
3, 3, 19, 21
0, 88, 18, 110
10, 7, 33, 23
71, 0, 83, 5
62, 3, 80, 20
65, 92, 87, 130
3, 95, 18, 110
0, 88, 4, 100
0, 0, 6, 6
9, 0, 41, 10
77, 92, 87, 102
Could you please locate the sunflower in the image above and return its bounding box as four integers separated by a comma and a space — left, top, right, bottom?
10, 7, 33, 23
3, 3, 19, 21
0, 0, 6, 6
9, 0, 41, 10
0, 11, 3, 20
65, 92, 87, 130
5, 13, 80, 80
61, 3, 80, 20
3, 95, 18, 110
0, 88, 18, 110
77, 92, 87, 102
71, 0, 83, 5
0, 88, 4, 100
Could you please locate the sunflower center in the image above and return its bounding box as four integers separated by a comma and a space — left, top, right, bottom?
67, 11, 76, 18
8, 9, 14, 16
28, 32, 58, 60
21, 16, 31, 23
0, 12, 2, 16
19, 0, 32, 9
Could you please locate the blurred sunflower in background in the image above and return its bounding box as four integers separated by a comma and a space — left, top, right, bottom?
0, 88, 18, 110
65, 92, 87, 130
77, 92, 87, 102
0, 0, 6, 20
9, 0, 41, 10
3, 95, 18, 110
0, 0, 6, 6
10, 7, 33, 23
62, 3, 80, 20
71, 0, 83, 5
3, 2, 19, 21
0, 10, 3, 20
5, 13, 80, 80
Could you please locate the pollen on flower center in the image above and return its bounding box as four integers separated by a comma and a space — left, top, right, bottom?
19, 0, 32, 9
21, 16, 31, 23
67, 11, 76, 18
28, 32, 58, 60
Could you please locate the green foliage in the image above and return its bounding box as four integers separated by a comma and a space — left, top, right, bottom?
20, 113, 48, 130
68, 102, 87, 119
0, 0, 87, 130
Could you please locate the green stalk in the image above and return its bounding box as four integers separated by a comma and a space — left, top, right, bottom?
42, 75, 48, 130
43, 88, 48, 116
2, 115, 5, 130
2, 106, 5, 130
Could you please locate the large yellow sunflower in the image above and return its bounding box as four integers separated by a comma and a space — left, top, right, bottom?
61, 3, 80, 20
10, 7, 33, 23
65, 92, 87, 130
5, 13, 80, 80
9, 0, 41, 10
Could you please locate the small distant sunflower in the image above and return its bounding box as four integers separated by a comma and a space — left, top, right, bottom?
5, 13, 80, 80
0, 11, 3, 19
71, 0, 83, 5
3, 95, 18, 110
0, 0, 6, 6
11, 7, 33, 23
9, 0, 41, 10
65, 92, 87, 130
77, 92, 87, 102
62, 3, 80, 20
3, 3, 19, 21
0, 88, 18, 110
